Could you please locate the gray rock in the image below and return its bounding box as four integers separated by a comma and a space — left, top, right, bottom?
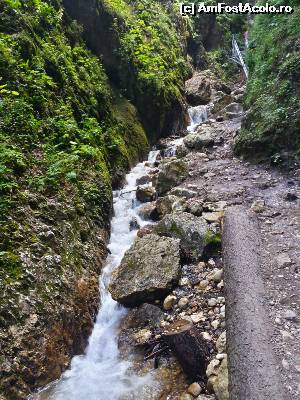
276, 253, 292, 268
137, 202, 158, 221
136, 175, 152, 186
170, 187, 198, 199
136, 185, 156, 203
154, 211, 211, 261
156, 195, 181, 219
185, 73, 212, 105
109, 234, 181, 306
157, 159, 188, 195
129, 217, 140, 231
184, 132, 214, 150
185, 199, 204, 216
284, 309, 297, 321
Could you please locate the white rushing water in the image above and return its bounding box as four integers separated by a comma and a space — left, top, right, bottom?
33, 105, 207, 400
34, 152, 159, 400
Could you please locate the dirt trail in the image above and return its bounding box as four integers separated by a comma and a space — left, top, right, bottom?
182, 113, 300, 398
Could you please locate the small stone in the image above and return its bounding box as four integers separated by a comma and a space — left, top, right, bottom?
178, 297, 189, 309
281, 330, 294, 343
179, 277, 190, 286
275, 317, 281, 325
284, 309, 297, 321
211, 319, 220, 329
206, 359, 220, 377
163, 295, 177, 311
208, 259, 216, 267
201, 332, 212, 341
133, 329, 152, 345
251, 199, 265, 213
282, 359, 290, 370
187, 382, 202, 397
191, 312, 205, 324
208, 298, 217, 307
179, 394, 193, 400
276, 254, 292, 268
199, 280, 209, 289
217, 280, 224, 289
216, 353, 226, 360
210, 269, 223, 283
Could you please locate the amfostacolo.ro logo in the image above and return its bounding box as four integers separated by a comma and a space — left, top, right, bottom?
179, 2, 294, 15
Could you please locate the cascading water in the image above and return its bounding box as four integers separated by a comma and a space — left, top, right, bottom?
164, 105, 208, 157
32, 154, 158, 400
32, 105, 207, 400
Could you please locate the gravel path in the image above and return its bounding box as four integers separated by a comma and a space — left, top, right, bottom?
183, 116, 300, 399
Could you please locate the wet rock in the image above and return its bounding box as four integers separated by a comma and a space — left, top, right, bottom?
212, 94, 234, 116
177, 143, 189, 158
123, 303, 164, 330
109, 234, 181, 306
133, 328, 152, 345
207, 356, 229, 400
185, 73, 212, 105
163, 295, 178, 311
129, 217, 140, 231
136, 185, 156, 203
157, 159, 188, 195
224, 102, 243, 120
188, 382, 202, 397
156, 195, 181, 218
136, 175, 152, 186
137, 224, 155, 238
137, 202, 159, 221
155, 211, 211, 261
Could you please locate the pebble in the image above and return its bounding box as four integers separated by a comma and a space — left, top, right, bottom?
191, 312, 205, 324
201, 332, 212, 341
211, 269, 223, 283
163, 295, 177, 311
216, 353, 226, 360
179, 277, 190, 286
206, 359, 220, 377
276, 253, 292, 269
284, 310, 297, 321
281, 330, 294, 343
179, 394, 193, 400
216, 331, 226, 353
251, 199, 265, 213
199, 280, 209, 289
282, 359, 290, 370
207, 298, 217, 307
178, 297, 189, 309
187, 382, 202, 397
211, 320, 220, 329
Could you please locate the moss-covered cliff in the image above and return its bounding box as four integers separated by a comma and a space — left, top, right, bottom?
235, 0, 300, 160
0, 0, 190, 398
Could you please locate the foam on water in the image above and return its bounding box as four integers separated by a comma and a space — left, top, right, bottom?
32, 153, 158, 400
32, 105, 207, 400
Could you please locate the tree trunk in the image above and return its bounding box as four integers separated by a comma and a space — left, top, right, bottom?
162, 319, 210, 380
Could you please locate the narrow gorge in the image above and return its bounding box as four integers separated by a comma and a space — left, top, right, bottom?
0, 1, 299, 400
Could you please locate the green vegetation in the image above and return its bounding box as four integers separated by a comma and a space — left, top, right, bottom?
235, 0, 300, 159
0, 0, 149, 237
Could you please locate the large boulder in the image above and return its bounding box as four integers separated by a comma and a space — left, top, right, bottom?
156, 195, 181, 219
109, 234, 181, 306
185, 73, 212, 105
154, 211, 211, 261
136, 185, 156, 203
137, 202, 159, 221
157, 159, 188, 195
184, 131, 214, 150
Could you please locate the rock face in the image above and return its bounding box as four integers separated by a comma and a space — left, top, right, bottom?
109, 234, 181, 306
155, 212, 211, 261
185, 73, 212, 105
157, 159, 188, 195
